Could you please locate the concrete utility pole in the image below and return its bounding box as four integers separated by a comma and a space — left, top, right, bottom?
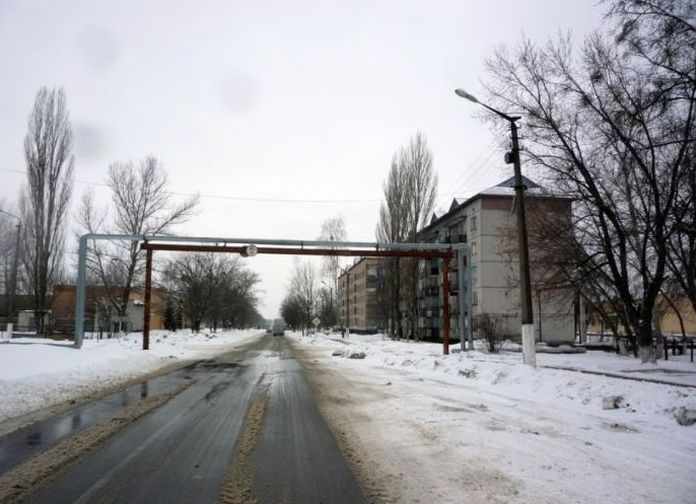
455, 88, 536, 367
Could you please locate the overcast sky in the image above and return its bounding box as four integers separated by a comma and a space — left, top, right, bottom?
0, 0, 602, 318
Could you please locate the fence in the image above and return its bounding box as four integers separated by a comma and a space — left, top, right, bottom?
0, 317, 96, 340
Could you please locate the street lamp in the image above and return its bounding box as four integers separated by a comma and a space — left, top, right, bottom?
455, 88, 536, 367
0, 209, 21, 320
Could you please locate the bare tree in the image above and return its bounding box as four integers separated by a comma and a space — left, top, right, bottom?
316, 285, 337, 328
402, 132, 437, 340
666, 157, 696, 313
607, 0, 696, 316
162, 253, 259, 332
317, 215, 347, 326
0, 202, 21, 316
404, 132, 438, 242
483, 1, 695, 361
20, 87, 74, 336
280, 292, 304, 331
205, 257, 261, 330
78, 156, 198, 333
162, 253, 218, 332
376, 157, 409, 338
283, 260, 316, 335
376, 132, 438, 340
605, 0, 696, 88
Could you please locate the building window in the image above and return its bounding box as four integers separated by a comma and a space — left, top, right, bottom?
471, 241, 477, 264
470, 215, 477, 232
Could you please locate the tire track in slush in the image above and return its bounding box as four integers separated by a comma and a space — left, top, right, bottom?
218, 377, 269, 504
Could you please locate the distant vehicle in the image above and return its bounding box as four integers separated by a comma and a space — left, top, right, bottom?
265, 326, 272, 334
272, 319, 285, 336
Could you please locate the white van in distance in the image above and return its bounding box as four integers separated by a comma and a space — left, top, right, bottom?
272, 319, 285, 336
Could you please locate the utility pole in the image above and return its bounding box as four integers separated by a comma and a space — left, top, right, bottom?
455, 88, 536, 367
509, 119, 536, 366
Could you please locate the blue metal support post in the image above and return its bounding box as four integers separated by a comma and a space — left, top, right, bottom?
74, 235, 88, 348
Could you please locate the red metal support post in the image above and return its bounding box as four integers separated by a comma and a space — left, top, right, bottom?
442, 256, 450, 355
143, 247, 153, 351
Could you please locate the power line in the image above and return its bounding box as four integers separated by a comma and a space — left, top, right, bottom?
440, 147, 500, 202
0, 167, 382, 205
448, 148, 500, 197
439, 139, 497, 199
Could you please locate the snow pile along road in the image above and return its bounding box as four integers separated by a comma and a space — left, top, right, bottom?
302, 332, 696, 425
0, 329, 260, 423
291, 332, 696, 503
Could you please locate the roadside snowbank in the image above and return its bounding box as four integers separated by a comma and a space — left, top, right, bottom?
0, 329, 260, 422
294, 332, 696, 425
291, 332, 696, 503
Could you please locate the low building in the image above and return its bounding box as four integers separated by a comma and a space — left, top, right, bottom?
337, 258, 387, 333
418, 176, 575, 344
52, 284, 166, 334
587, 295, 696, 338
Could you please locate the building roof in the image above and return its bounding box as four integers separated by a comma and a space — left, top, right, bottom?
421, 175, 566, 234
337, 256, 385, 280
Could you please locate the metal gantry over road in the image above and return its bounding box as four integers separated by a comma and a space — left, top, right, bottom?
74, 234, 473, 354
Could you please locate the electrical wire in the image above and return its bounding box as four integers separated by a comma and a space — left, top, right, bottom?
0, 167, 382, 205
438, 139, 497, 200
440, 147, 500, 202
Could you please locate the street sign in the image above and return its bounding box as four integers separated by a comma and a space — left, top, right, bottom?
312, 317, 321, 328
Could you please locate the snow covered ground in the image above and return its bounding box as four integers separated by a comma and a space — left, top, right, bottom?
0, 329, 261, 423
291, 332, 696, 503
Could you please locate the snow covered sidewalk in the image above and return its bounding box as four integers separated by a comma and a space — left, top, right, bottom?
0, 329, 261, 424
291, 332, 696, 503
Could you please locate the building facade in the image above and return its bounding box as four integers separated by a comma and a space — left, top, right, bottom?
52, 284, 166, 334
418, 176, 575, 344
337, 258, 386, 333
586, 295, 696, 338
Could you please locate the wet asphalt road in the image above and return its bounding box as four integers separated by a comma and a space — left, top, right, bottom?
0, 364, 194, 475
24, 335, 366, 504
250, 340, 365, 503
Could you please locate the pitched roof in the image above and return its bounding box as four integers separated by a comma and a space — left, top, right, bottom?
422, 176, 563, 234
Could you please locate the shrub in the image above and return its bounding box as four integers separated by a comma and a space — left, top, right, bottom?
474, 313, 503, 353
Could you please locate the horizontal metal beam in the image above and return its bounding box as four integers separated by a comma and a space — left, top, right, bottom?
75, 233, 470, 351
79, 233, 469, 252
140, 243, 453, 259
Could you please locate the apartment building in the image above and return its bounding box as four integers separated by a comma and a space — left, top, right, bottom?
337, 258, 387, 333
418, 176, 575, 344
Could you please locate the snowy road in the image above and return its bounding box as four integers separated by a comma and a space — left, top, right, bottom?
2, 335, 365, 503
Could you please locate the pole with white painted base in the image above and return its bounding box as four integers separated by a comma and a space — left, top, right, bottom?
455, 88, 536, 367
